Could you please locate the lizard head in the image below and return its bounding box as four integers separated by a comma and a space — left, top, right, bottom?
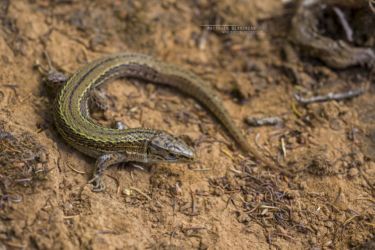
147, 132, 195, 163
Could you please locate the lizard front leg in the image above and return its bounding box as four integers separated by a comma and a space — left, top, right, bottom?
88, 153, 127, 192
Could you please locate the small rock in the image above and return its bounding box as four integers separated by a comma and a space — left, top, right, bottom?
236, 212, 251, 224
38, 152, 48, 163
325, 221, 334, 228
103, 110, 114, 121
244, 194, 254, 202
309, 236, 317, 245
14, 162, 25, 168
64, 203, 73, 211
122, 188, 132, 196
299, 181, 307, 190
36, 163, 44, 171
348, 167, 359, 177
329, 118, 342, 131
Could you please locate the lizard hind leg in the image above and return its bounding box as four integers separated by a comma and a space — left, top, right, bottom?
90, 88, 111, 111
88, 153, 127, 192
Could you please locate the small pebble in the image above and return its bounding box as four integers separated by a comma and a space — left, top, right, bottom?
325, 221, 334, 228
38, 152, 48, 163
145, 84, 156, 94
36, 163, 44, 170
122, 188, 132, 196
174, 182, 183, 195
309, 237, 317, 245
244, 194, 254, 202
14, 162, 25, 168
64, 203, 73, 211
348, 167, 358, 177
103, 110, 114, 121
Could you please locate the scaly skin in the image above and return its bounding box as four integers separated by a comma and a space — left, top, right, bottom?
54, 53, 255, 191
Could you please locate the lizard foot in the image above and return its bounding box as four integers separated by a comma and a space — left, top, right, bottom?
88, 174, 106, 192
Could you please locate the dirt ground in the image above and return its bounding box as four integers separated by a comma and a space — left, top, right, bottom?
0, 0, 374, 249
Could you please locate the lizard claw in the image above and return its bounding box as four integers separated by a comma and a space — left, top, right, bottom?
88, 175, 106, 192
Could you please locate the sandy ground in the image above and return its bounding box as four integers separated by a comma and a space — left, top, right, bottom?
0, 0, 374, 249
